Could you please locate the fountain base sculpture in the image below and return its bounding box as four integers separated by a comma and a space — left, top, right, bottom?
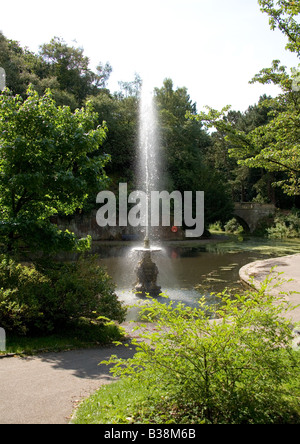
134, 238, 161, 297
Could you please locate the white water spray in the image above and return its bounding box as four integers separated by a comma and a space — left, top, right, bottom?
137, 83, 160, 241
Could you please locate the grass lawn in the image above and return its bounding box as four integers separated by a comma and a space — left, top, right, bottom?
71, 370, 300, 425
0, 321, 125, 356
71, 376, 167, 425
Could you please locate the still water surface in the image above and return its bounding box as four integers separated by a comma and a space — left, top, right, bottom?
94, 236, 300, 317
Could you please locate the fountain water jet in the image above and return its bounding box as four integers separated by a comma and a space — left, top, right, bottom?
133, 83, 162, 297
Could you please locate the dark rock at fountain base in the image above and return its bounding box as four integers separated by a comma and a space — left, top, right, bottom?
134, 249, 161, 298
134, 285, 162, 298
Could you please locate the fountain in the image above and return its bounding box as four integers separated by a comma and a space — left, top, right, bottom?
134, 237, 161, 297
133, 83, 162, 297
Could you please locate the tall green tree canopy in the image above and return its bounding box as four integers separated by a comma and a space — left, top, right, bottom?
88, 89, 139, 180
0, 87, 109, 256
193, 70, 300, 197
154, 78, 208, 190
258, 0, 300, 56
191, 1, 300, 198
0, 33, 113, 110
203, 98, 278, 204
0, 32, 47, 97
155, 79, 233, 225
39, 37, 112, 108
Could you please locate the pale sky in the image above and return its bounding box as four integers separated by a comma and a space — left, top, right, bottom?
1, 0, 299, 112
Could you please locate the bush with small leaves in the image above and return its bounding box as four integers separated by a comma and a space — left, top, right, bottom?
103, 275, 300, 423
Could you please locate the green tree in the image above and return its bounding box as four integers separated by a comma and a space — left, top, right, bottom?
0, 87, 109, 257
192, 1, 300, 198
0, 32, 48, 97
203, 98, 288, 204
154, 78, 210, 192
117, 73, 142, 98
258, 0, 300, 56
39, 37, 112, 109
0, 33, 113, 110
155, 79, 233, 226
246, 61, 300, 196
195, 62, 300, 197
88, 89, 139, 180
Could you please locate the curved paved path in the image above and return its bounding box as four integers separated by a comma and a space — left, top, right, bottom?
0, 342, 136, 424
240, 253, 300, 323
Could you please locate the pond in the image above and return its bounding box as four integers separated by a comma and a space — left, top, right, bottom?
93, 235, 300, 319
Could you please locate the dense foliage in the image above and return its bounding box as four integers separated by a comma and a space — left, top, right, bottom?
0, 255, 126, 335
267, 209, 300, 239
83, 276, 300, 424
154, 79, 233, 225
0, 87, 109, 257
0, 47, 124, 336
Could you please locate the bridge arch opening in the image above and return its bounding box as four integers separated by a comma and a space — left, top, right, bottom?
232, 215, 251, 233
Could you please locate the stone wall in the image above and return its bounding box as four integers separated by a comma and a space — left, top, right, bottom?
51, 210, 185, 241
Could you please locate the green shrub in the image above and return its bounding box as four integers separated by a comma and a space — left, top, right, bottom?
103, 275, 300, 424
0, 255, 127, 335
209, 221, 223, 232
267, 211, 300, 239
0, 288, 29, 335
224, 218, 244, 234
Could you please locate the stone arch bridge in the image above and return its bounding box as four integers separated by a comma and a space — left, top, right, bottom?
233, 202, 276, 233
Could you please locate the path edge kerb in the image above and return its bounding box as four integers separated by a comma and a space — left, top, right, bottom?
239, 253, 300, 324
239, 259, 267, 293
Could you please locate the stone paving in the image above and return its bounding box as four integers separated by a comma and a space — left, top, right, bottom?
240, 253, 300, 324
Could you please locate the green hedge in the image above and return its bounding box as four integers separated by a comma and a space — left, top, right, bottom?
0, 255, 126, 335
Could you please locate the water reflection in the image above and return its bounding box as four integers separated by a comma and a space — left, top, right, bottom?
92, 236, 300, 318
